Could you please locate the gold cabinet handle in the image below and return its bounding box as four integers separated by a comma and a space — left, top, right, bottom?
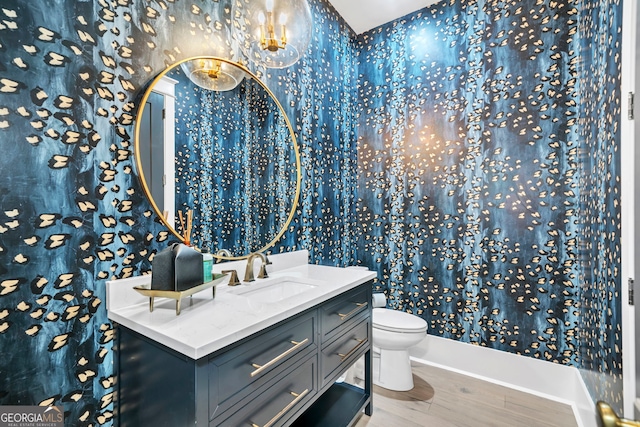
337, 338, 366, 361
337, 302, 367, 321
250, 338, 309, 378
250, 389, 309, 427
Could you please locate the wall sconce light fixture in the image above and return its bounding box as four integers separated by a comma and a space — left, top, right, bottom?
232, 0, 312, 69
180, 58, 245, 92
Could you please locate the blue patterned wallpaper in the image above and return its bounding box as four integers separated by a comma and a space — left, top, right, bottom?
170, 65, 297, 256
0, 0, 357, 424
0, 0, 624, 423
575, 0, 623, 409
356, 0, 622, 412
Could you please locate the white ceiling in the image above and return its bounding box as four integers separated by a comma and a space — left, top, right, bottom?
327, 0, 440, 34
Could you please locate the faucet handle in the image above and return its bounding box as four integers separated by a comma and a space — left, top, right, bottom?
222, 270, 240, 286
258, 263, 269, 279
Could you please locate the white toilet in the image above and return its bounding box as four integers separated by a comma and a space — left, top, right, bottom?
372, 295, 428, 391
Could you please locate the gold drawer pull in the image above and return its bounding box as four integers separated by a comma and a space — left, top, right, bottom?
250, 388, 310, 427
250, 338, 309, 378
337, 338, 366, 361
337, 302, 367, 321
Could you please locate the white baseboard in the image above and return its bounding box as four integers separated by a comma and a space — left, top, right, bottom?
409, 335, 596, 427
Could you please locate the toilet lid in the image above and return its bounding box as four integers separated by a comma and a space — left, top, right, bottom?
373, 308, 428, 333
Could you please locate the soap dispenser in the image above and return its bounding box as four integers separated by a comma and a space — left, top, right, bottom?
202, 248, 213, 283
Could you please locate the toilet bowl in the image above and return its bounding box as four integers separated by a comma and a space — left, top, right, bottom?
372, 307, 427, 391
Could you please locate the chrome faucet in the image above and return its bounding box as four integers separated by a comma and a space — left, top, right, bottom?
244, 252, 270, 282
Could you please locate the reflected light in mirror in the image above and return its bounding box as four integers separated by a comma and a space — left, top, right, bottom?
180, 58, 246, 92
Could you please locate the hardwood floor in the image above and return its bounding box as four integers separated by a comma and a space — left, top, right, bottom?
353, 361, 578, 427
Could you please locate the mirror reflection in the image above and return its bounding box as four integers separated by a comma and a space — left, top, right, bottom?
135, 57, 300, 258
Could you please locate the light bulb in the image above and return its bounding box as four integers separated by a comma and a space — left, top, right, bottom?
279, 13, 287, 25
258, 11, 265, 24
266, 0, 274, 12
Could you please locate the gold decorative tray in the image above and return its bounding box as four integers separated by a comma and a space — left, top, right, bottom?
133, 273, 227, 315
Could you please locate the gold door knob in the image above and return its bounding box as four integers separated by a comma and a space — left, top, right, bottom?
597, 401, 640, 427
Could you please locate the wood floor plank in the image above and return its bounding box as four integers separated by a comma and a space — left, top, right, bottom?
354, 404, 459, 427
353, 361, 578, 427
504, 396, 578, 427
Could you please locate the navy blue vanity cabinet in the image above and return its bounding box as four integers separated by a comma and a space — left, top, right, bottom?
320, 316, 370, 387
212, 355, 318, 426
319, 285, 370, 342
292, 283, 373, 427
115, 280, 373, 427
208, 311, 317, 421
117, 326, 209, 426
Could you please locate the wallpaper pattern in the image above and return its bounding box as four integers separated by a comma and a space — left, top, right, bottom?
355, 0, 622, 410
0, 1, 125, 424
575, 0, 623, 408
0, 0, 357, 424
0, 0, 624, 423
171, 67, 297, 256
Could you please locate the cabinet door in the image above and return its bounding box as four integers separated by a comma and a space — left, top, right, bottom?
319, 286, 369, 343
118, 326, 202, 427
209, 311, 316, 419
212, 355, 317, 427
320, 316, 370, 388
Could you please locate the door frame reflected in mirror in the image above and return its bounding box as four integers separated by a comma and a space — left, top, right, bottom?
138, 76, 177, 228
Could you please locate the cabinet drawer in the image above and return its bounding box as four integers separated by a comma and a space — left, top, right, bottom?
213, 355, 317, 427
320, 286, 369, 343
209, 311, 316, 418
320, 317, 370, 387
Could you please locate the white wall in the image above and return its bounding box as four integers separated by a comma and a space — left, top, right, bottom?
622, 0, 637, 418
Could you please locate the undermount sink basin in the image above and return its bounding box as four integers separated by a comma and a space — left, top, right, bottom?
231, 277, 319, 303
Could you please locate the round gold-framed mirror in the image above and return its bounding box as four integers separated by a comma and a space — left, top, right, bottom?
134, 56, 301, 260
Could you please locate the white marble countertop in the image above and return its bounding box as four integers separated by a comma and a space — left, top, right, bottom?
106, 250, 376, 359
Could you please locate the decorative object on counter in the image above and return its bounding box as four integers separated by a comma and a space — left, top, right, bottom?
202, 248, 213, 283
177, 209, 193, 246
151, 243, 204, 291
232, 0, 312, 68
139, 243, 230, 315
133, 273, 227, 315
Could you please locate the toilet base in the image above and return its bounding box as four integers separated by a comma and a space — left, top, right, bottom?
374, 347, 414, 391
